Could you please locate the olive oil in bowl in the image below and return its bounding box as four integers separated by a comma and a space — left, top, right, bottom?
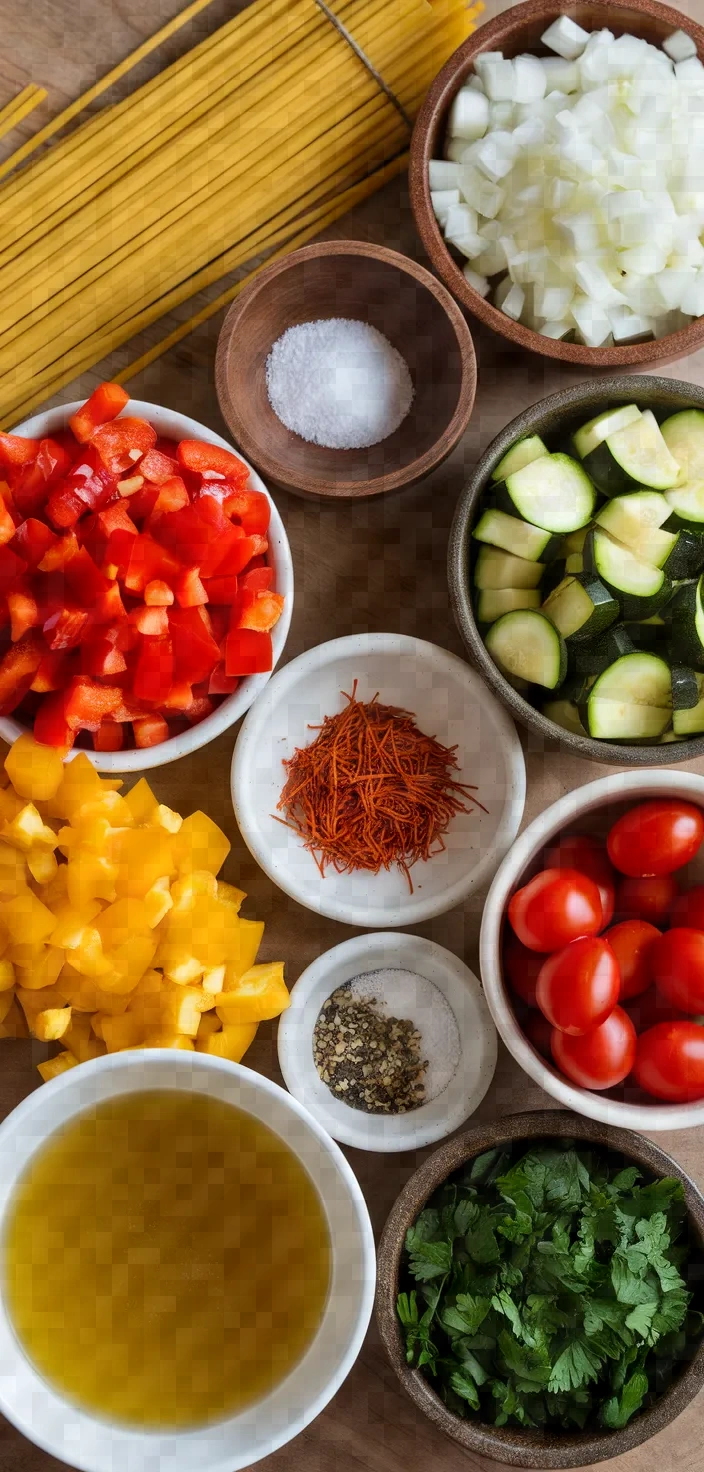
3, 1090, 331, 1430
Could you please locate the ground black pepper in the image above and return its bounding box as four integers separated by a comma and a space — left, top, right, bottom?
312, 982, 427, 1114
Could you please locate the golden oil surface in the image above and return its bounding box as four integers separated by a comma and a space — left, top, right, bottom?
4, 1090, 331, 1429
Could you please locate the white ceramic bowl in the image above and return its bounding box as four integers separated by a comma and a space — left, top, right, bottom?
480, 769, 704, 1131
277, 931, 498, 1151
0, 1050, 375, 1472
1, 400, 294, 772
231, 633, 526, 928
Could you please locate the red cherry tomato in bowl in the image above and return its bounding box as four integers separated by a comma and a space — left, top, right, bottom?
607, 799, 704, 877
624, 986, 689, 1034
551, 1006, 636, 1091
508, 868, 603, 953
523, 1011, 554, 1060
615, 874, 678, 924
543, 832, 615, 926
649, 927, 704, 1014
633, 1021, 704, 1102
536, 936, 619, 1035
604, 919, 660, 1001
503, 933, 543, 1007
670, 884, 704, 929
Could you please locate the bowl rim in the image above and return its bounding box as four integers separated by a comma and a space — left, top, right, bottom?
230, 631, 526, 926
375, 1107, 704, 1469
214, 238, 477, 499
408, 0, 704, 368
3, 398, 294, 773
480, 768, 704, 1129
448, 371, 704, 767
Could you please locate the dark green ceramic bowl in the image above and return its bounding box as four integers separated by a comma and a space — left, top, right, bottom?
448, 375, 704, 766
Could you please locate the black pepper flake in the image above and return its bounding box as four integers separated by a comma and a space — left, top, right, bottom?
312, 983, 427, 1114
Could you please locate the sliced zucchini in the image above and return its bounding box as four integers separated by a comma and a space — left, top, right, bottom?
485, 609, 567, 689
563, 528, 588, 555
477, 587, 541, 622
659, 729, 687, 742
664, 528, 704, 580
584, 529, 672, 619
472, 508, 562, 562
664, 481, 704, 530
474, 545, 544, 590
660, 409, 704, 484
585, 700, 672, 741
584, 651, 672, 741
572, 403, 641, 461
671, 664, 700, 711
491, 435, 549, 483
542, 698, 587, 736
541, 573, 618, 643
559, 672, 596, 704
499, 453, 596, 533
670, 575, 704, 672
571, 625, 635, 675
673, 672, 704, 735
581, 409, 681, 495
565, 550, 584, 574
596, 497, 677, 568
624, 616, 668, 650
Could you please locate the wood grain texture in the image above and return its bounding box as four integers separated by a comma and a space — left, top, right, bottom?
0, 2, 703, 1471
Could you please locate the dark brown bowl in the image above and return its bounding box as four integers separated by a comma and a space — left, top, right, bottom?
448, 373, 704, 766
215, 240, 476, 500
409, 0, 704, 368
376, 1109, 704, 1468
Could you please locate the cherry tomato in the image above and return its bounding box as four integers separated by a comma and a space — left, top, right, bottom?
633, 1021, 704, 1102
503, 933, 543, 1007
616, 874, 678, 924
523, 1011, 553, 1060
648, 927, 704, 1014
543, 832, 615, 926
670, 884, 704, 930
508, 868, 603, 953
624, 988, 689, 1034
607, 800, 704, 878
604, 919, 661, 1002
536, 935, 619, 1035
551, 1006, 636, 1091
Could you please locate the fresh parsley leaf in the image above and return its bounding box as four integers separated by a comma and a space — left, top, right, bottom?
406, 1232, 453, 1282
601, 1371, 649, 1429
548, 1338, 604, 1394
466, 1215, 501, 1266
441, 1293, 491, 1337
625, 1301, 658, 1337
449, 1368, 480, 1409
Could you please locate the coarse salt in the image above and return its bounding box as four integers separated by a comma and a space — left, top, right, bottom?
346, 968, 461, 1103
265, 317, 414, 450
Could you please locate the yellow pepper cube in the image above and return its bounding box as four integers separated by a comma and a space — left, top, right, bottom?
123, 777, 158, 825
37, 1051, 78, 1082
157, 947, 203, 986
5, 735, 64, 801
141, 1033, 194, 1050
15, 946, 63, 991
101, 1013, 146, 1052
0, 842, 28, 896
63, 1013, 106, 1062
3, 803, 58, 853
67, 852, 118, 909
170, 871, 218, 913
216, 881, 246, 913
173, 811, 230, 877
216, 963, 289, 1024
78, 792, 135, 828
99, 934, 157, 993
16, 985, 67, 1027
0, 958, 14, 991
129, 984, 204, 1037
196, 1011, 222, 1039
47, 753, 121, 820
0, 998, 29, 1038
0, 788, 25, 824
58, 814, 113, 856
33, 1006, 73, 1042
150, 804, 182, 835
96, 898, 152, 949
221, 920, 264, 989
68, 928, 113, 978
110, 828, 176, 898
56, 969, 131, 1016
0, 989, 16, 1026
26, 849, 58, 886
196, 1022, 257, 1061
144, 878, 172, 928
0, 888, 56, 946
129, 968, 163, 1000
38, 864, 68, 909
202, 964, 225, 995
49, 900, 103, 950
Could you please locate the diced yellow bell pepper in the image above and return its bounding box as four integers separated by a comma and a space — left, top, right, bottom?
26, 848, 58, 886
97, 934, 157, 994
170, 870, 218, 912
0, 989, 16, 1026
101, 1013, 146, 1052
49, 901, 103, 950
157, 947, 203, 986
16, 985, 67, 1027
37, 1050, 78, 1081
202, 964, 225, 995
0, 787, 25, 823
0, 998, 28, 1038
0, 842, 28, 897
216, 881, 246, 913
140, 1033, 194, 1050
56, 969, 131, 1015
0, 958, 15, 991
3, 803, 58, 853
221, 919, 264, 989
76, 791, 134, 828
38, 863, 68, 909
216, 963, 290, 1024
144, 877, 172, 927
5, 735, 64, 801
110, 827, 176, 897
14, 946, 63, 991
173, 811, 230, 876
196, 1010, 222, 1038
57, 814, 113, 856
196, 1022, 257, 1061
67, 927, 113, 978
129, 968, 163, 1000
33, 1006, 73, 1042
67, 852, 118, 908
0, 888, 56, 945
124, 777, 158, 825
63, 1013, 106, 1062
150, 804, 182, 834
7, 940, 45, 969
128, 983, 211, 1036
47, 753, 121, 820
95, 898, 151, 949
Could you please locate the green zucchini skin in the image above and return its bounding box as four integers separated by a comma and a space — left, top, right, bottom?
664, 528, 704, 581
671, 664, 700, 711
491, 434, 549, 483
473, 505, 564, 562
572, 404, 641, 461
541, 572, 619, 644
541, 698, 587, 736
570, 625, 636, 675
583, 530, 673, 621
661, 409, 704, 482
670, 577, 704, 672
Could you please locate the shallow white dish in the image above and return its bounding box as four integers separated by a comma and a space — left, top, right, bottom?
480, 768, 704, 1132
231, 633, 525, 927
277, 931, 498, 1152
0, 1050, 375, 1472
1, 399, 294, 773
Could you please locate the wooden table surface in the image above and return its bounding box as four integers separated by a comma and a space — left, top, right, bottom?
2, 1, 704, 1469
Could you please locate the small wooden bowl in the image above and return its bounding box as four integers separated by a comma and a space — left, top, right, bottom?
376, 1109, 704, 1469
409, 0, 704, 368
215, 241, 476, 500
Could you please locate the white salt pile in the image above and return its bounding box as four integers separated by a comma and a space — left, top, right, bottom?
265, 317, 414, 450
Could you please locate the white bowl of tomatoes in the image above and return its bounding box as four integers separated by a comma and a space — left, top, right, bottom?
481, 770, 704, 1130
0, 387, 293, 771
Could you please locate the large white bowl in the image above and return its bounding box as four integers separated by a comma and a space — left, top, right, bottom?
1, 400, 294, 772
231, 633, 526, 927
0, 1050, 375, 1472
480, 769, 704, 1131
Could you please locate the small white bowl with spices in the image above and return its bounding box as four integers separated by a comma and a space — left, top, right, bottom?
277, 932, 498, 1152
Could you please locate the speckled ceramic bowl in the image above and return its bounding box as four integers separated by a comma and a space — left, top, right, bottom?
448, 374, 704, 766
376, 1109, 704, 1469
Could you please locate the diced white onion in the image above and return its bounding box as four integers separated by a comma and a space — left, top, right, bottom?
608, 306, 655, 342
663, 29, 696, 63
448, 86, 489, 140
463, 265, 490, 297
430, 189, 460, 228
541, 15, 590, 61
428, 160, 460, 190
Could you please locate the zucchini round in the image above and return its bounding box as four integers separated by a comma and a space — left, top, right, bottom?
572, 404, 641, 461
476, 587, 542, 623
499, 453, 596, 533
581, 410, 681, 495
571, 625, 636, 675
670, 574, 704, 672
671, 664, 700, 711
491, 434, 549, 483
485, 609, 567, 689
584, 529, 672, 620
660, 409, 704, 484
542, 698, 587, 736
584, 652, 672, 741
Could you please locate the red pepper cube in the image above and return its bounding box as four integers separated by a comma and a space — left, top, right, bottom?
202, 574, 238, 605
169, 606, 220, 685
63, 675, 123, 732
184, 695, 214, 726
7, 587, 40, 642
144, 579, 174, 607
237, 590, 285, 633
93, 721, 125, 753
240, 566, 274, 593
90, 417, 157, 475
130, 605, 170, 638
33, 688, 74, 750
30, 651, 76, 693
177, 440, 249, 479
139, 447, 180, 485
223, 488, 270, 536
152, 501, 236, 579
0, 500, 15, 548
11, 518, 57, 567
132, 634, 174, 706
43, 606, 90, 651
102, 527, 137, 581
64, 545, 111, 606
97, 502, 138, 539
38, 530, 79, 574
225, 629, 273, 676
80, 634, 128, 678
215, 533, 268, 578
0, 433, 40, 467
208, 664, 239, 696
93, 581, 126, 625
124, 533, 181, 594
174, 567, 208, 608
162, 680, 193, 712
69, 383, 130, 444
0, 631, 45, 714
133, 713, 169, 748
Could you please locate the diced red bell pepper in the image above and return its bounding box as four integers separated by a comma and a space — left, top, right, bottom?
236, 590, 285, 633
207, 607, 229, 644
152, 500, 241, 579
0, 434, 40, 467
13, 439, 74, 518
12, 518, 57, 568
169, 606, 220, 685
80, 634, 128, 678
7, 587, 40, 642
69, 383, 130, 443
97, 501, 138, 538
92, 581, 126, 626
0, 630, 44, 714
223, 488, 270, 536
123, 533, 181, 594
47, 446, 116, 527
64, 545, 110, 606
43, 606, 90, 651
110, 697, 145, 724
0, 544, 27, 594
132, 634, 174, 705
162, 680, 193, 712
184, 695, 214, 725
114, 620, 140, 655
214, 533, 268, 578
103, 528, 137, 581
208, 664, 239, 696
33, 688, 74, 750
174, 566, 207, 608
93, 721, 125, 753
63, 675, 122, 732
124, 485, 159, 525
177, 440, 249, 479
225, 628, 273, 676
116, 473, 144, 498
139, 448, 180, 485
241, 565, 274, 593
30, 651, 77, 693
0, 499, 14, 549
130, 604, 169, 638
90, 417, 157, 474
133, 714, 169, 748
202, 574, 239, 605
148, 476, 189, 519
144, 579, 174, 606
38, 530, 79, 573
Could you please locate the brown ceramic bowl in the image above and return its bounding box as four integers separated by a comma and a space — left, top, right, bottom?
448, 372, 704, 766
376, 1109, 704, 1468
214, 240, 476, 500
409, 0, 704, 368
